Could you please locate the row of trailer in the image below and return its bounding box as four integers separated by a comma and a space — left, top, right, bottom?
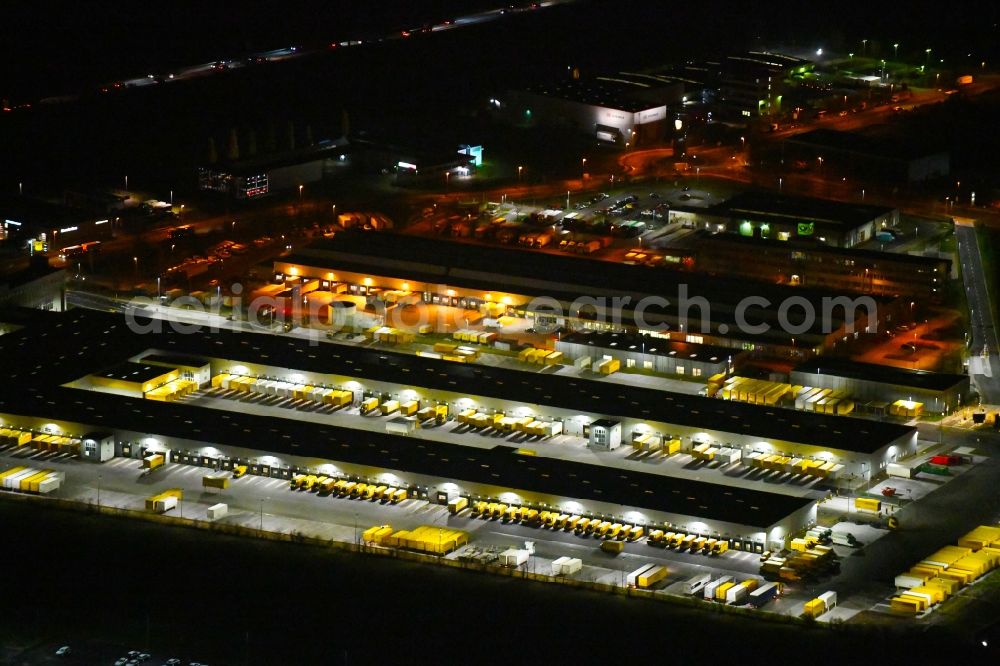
289, 474, 408, 504
432, 342, 480, 363
365, 326, 416, 345
631, 432, 682, 455
647, 530, 730, 555
456, 410, 563, 438
144, 378, 199, 402
744, 453, 844, 480
715, 377, 856, 416
697, 575, 764, 605
517, 347, 563, 366
362, 523, 469, 555
212, 373, 355, 407
802, 591, 838, 618
0, 429, 81, 457
451, 329, 497, 346
685, 574, 782, 608
690, 443, 742, 465
892, 525, 1000, 614
0, 466, 64, 493
469, 501, 645, 540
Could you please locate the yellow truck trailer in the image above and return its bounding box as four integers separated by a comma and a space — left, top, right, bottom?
448, 497, 469, 514
363, 484, 377, 500
232, 465, 248, 478
360, 397, 380, 414
391, 489, 407, 503
352, 483, 367, 498
855, 497, 882, 513
202, 475, 230, 491
290, 474, 307, 490
341, 481, 358, 496
301, 475, 318, 492
320, 477, 339, 493
576, 517, 591, 533
648, 529, 664, 545
638, 565, 668, 589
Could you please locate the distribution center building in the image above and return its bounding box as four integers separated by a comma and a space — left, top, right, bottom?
0, 310, 923, 547
791, 357, 970, 414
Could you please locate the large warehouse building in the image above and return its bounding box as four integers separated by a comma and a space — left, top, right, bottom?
675, 191, 899, 248
274, 233, 904, 357
0, 309, 922, 550
501, 73, 683, 146
680, 231, 952, 303
791, 357, 970, 415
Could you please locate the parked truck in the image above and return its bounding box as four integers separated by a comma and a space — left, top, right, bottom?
749, 582, 782, 608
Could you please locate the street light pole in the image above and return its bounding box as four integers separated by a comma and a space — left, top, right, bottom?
893, 43, 899, 59
97, 474, 102, 506
259, 498, 264, 530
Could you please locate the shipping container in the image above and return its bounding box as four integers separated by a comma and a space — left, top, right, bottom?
207, 503, 228, 520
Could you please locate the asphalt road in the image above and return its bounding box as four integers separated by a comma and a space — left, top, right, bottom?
956, 221, 1000, 402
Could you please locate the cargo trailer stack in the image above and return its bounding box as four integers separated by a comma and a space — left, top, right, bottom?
551, 557, 583, 576
0, 466, 64, 494
891, 527, 1000, 613
382, 525, 469, 555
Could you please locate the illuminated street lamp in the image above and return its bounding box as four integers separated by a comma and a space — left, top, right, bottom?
893, 43, 899, 59
925, 48, 932, 68
517, 165, 523, 181
861, 39, 868, 56
133, 256, 138, 277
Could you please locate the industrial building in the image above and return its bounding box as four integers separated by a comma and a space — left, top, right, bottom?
0, 262, 66, 311
197, 139, 352, 199
676, 191, 899, 248
783, 129, 950, 183
681, 231, 951, 302
275, 233, 904, 357
718, 52, 812, 119
791, 358, 970, 414
501, 73, 683, 146
0, 195, 114, 253
0, 308, 926, 549
554, 330, 745, 379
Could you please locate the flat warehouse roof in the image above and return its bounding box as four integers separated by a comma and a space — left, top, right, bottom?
708, 192, 896, 230
139, 353, 210, 369
559, 330, 735, 363
793, 358, 968, 392
94, 362, 171, 384
0, 381, 812, 529
0, 309, 915, 455
285, 233, 896, 312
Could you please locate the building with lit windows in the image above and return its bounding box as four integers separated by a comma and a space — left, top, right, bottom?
274, 233, 903, 357
719, 51, 811, 119
678, 191, 899, 249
